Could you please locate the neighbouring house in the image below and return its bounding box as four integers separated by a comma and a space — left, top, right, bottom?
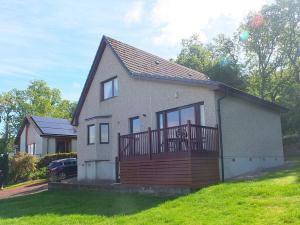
15, 116, 77, 157
71, 35, 287, 188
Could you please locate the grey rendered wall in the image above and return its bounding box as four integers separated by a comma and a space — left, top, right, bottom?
24, 122, 43, 156
20, 128, 26, 152
77, 45, 218, 181
71, 139, 77, 152
219, 94, 284, 179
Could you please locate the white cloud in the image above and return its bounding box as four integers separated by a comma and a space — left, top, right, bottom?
150, 0, 268, 46
124, 1, 144, 24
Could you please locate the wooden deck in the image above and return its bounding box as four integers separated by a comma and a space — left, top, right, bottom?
118, 122, 220, 188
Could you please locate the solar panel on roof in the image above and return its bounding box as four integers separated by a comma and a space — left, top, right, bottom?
31, 116, 76, 136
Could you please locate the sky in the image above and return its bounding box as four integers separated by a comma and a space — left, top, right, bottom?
0, 0, 270, 102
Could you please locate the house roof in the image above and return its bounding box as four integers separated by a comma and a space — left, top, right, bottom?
31, 116, 76, 137
71, 35, 288, 126
15, 116, 76, 144
105, 36, 209, 81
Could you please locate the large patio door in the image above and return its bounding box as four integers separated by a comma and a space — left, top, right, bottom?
158, 103, 202, 129
157, 102, 204, 153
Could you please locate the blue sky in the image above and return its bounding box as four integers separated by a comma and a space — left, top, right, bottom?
0, 0, 269, 101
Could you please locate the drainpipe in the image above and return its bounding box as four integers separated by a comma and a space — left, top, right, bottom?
46, 138, 49, 154
217, 87, 228, 182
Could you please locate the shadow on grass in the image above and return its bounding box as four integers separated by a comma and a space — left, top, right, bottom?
257, 161, 300, 182
0, 189, 173, 219
227, 160, 300, 185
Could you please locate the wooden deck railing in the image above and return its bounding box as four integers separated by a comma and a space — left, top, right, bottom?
118, 121, 219, 161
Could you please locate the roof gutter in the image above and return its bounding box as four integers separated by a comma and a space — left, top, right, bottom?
217, 87, 228, 182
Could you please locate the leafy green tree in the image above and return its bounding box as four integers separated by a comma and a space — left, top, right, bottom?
277, 0, 300, 82
176, 34, 246, 90
176, 34, 215, 73
0, 90, 26, 153
240, 0, 300, 96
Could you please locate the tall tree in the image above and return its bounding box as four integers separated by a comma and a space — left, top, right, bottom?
176, 34, 215, 73
0, 90, 26, 153
277, 0, 300, 82
176, 34, 246, 90
240, 0, 300, 100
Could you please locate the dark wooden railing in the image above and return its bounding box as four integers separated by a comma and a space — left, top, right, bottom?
119, 121, 219, 161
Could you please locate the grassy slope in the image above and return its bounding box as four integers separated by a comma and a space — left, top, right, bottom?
0, 162, 299, 225
3, 179, 46, 190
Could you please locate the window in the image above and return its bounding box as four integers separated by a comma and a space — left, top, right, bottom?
102, 77, 118, 100
200, 104, 205, 126
157, 103, 203, 129
167, 111, 179, 127
27, 143, 36, 155
181, 106, 195, 124
100, 123, 109, 144
129, 117, 140, 134
87, 124, 95, 145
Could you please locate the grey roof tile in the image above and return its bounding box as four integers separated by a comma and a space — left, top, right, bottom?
105, 36, 210, 81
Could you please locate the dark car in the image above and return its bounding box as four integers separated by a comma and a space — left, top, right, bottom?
48, 158, 77, 182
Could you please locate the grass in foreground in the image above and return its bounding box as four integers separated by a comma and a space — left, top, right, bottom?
0, 162, 299, 225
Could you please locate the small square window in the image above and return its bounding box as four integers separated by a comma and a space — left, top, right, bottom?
100, 123, 109, 144
87, 124, 95, 145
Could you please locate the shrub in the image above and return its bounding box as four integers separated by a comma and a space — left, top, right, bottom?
283, 134, 300, 146
30, 167, 48, 180
9, 153, 37, 183
37, 152, 77, 168
0, 153, 9, 184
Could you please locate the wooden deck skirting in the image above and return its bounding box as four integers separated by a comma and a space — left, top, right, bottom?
118, 121, 220, 188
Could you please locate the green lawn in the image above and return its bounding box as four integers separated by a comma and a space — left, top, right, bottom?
0, 162, 299, 225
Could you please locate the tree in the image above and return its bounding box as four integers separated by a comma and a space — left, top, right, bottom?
176, 34, 246, 90
0, 90, 26, 153
176, 34, 215, 73
240, 0, 300, 99
277, 0, 300, 82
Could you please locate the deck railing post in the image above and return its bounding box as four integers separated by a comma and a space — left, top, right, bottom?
118, 133, 121, 161
157, 129, 161, 153
187, 120, 192, 156
148, 127, 152, 160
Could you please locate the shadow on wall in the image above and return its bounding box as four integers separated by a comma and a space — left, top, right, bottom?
0, 190, 173, 219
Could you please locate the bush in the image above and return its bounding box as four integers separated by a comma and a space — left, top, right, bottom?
30, 167, 48, 180
37, 152, 77, 168
9, 153, 37, 183
283, 134, 300, 146
0, 153, 9, 184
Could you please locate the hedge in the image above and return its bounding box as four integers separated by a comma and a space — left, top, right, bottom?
0, 153, 9, 184
37, 152, 77, 168
283, 134, 300, 146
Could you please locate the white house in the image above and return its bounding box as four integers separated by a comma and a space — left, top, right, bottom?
71, 36, 286, 187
